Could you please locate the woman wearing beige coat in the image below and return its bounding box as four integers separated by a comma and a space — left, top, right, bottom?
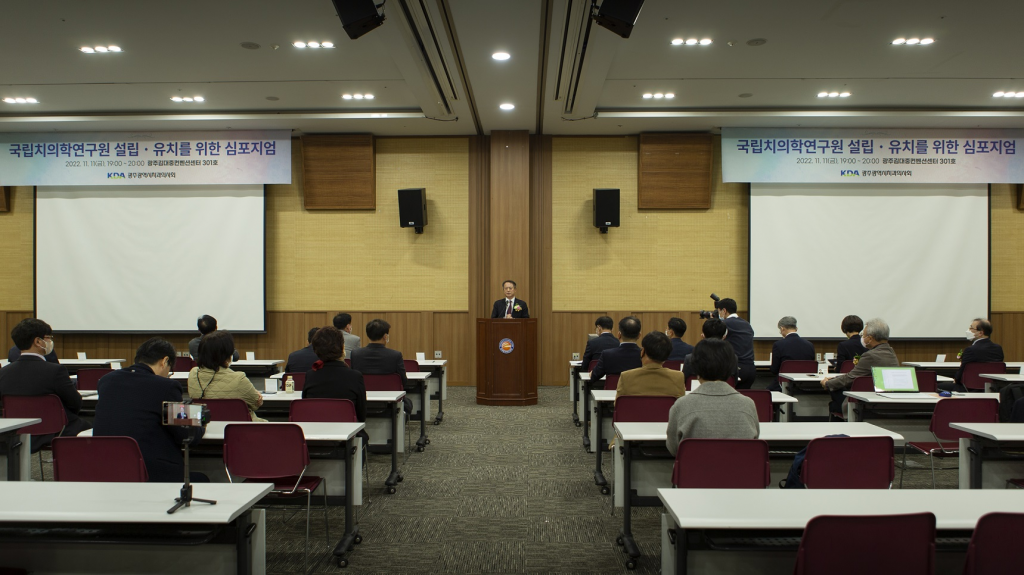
187, 330, 265, 422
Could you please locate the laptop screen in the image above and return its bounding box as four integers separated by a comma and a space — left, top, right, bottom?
871, 367, 919, 392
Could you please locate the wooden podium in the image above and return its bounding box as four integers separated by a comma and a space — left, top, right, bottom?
476, 318, 538, 406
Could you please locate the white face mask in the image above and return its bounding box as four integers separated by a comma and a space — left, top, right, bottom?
966, 329, 976, 341
43, 338, 54, 355
860, 336, 868, 348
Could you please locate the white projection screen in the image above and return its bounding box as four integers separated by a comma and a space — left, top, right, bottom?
749, 183, 988, 340
36, 184, 266, 332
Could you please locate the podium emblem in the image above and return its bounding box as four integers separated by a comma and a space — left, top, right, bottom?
498, 338, 515, 354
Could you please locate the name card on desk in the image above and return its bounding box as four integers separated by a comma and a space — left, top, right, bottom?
245, 351, 255, 361
77, 352, 87, 359
416, 352, 426, 361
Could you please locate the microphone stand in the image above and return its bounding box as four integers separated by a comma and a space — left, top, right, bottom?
167, 425, 217, 514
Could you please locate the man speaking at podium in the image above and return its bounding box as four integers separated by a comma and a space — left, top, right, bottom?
491, 280, 530, 319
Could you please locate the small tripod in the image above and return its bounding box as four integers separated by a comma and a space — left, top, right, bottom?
167, 426, 217, 514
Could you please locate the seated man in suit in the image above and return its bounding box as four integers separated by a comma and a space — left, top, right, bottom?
332, 313, 362, 359
835, 315, 867, 372
666, 317, 694, 362
350, 318, 413, 413
93, 338, 206, 482
767, 316, 816, 390
715, 298, 757, 389
683, 319, 728, 382
285, 327, 320, 374
0, 318, 90, 450
616, 331, 686, 403
948, 318, 1004, 392
8, 344, 58, 364
665, 338, 760, 456
580, 316, 619, 371
491, 280, 529, 318
591, 316, 642, 383
821, 318, 899, 416
188, 314, 239, 363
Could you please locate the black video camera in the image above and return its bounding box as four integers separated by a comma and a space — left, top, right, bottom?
698, 293, 722, 320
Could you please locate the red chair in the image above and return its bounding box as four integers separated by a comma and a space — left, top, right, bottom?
364, 373, 403, 392
850, 376, 874, 392
672, 438, 770, 488
738, 389, 773, 423
223, 423, 328, 573
662, 360, 682, 372
963, 362, 1006, 392
282, 372, 306, 391
778, 360, 819, 389
900, 398, 999, 488
963, 512, 1024, 575
802, 436, 895, 489
588, 359, 599, 372
914, 370, 938, 392
193, 398, 251, 422
403, 359, 420, 373
603, 373, 620, 391
344, 358, 351, 367
52, 436, 148, 482
794, 513, 935, 575
1, 394, 67, 479
839, 360, 855, 373
173, 356, 196, 372
289, 398, 357, 423
75, 368, 112, 391
613, 395, 676, 423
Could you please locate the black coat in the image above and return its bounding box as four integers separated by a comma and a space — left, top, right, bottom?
835, 335, 867, 370
350, 343, 409, 389
7, 345, 59, 364
770, 333, 816, 375
591, 343, 642, 382
0, 355, 83, 443
723, 316, 755, 366
668, 338, 694, 362
955, 338, 1005, 384
93, 363, 204, 482
302, 360, 367, 422
581, 333, 619, 371
490, 298, 530, 319
285, 345, 318, 374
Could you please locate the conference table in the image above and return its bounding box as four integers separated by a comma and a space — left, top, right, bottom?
58, 358, 125, 373
0, 481, 272, 574
0, 418, 40, 481
569, 360, 583, 426
415, 358, 448, 425
658, 488, 1024, 575
612, 421, 904, 569
842, 391, 1001, 423
950, 422, 1024, 489
978, 372, 1024, 393
904, 361, 1024, 370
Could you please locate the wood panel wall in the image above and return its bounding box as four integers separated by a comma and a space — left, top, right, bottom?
300, 134, 375, 210
638, 133, 713, 209
489, 130, 531, 305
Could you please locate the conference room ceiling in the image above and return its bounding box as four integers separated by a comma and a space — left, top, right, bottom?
3, 0, 1024, 136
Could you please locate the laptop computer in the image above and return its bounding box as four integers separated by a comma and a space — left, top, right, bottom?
872, 367, 933, 398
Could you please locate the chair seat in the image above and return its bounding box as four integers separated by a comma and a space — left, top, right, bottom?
262, 475, 324, 495
905, 441, 959, 458
1008, 478, 1024, 488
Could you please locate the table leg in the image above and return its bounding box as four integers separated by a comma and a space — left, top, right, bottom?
674, 527, 688, 575
1, 431, 23, 481
582, 383, 592, 451
333, 439, 361, 566
433, 367, 445, 425
617, 439, 640, 569
416, 381, 429, 452
233, 509, 254, 575
968, 437, 984, 489
571, 367, 581, 426
594, 399, 608, 493
385, 401, 402, 493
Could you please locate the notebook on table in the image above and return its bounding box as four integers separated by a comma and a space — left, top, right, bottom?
872, 367, 934, 398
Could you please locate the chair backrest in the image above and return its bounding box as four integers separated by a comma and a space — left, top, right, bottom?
194, 398, 251, 422
173, 356, 196, 372
794, 513, 935, 575
588, 359, 599, 372
850, 376, 874, 392
737, 390, 773, 423
931, 398, 999, 442
364, 373, 403, 392
672, 438, 770, 488
52, 436, 148, 482
223, 423, 309, 480
662, 360, 682, 372
914, 370, 937, 392
613, 395, 676, 423
403, 359, 420, 373
801, 436, 895, 489
344, 358, 351, 367
963, 512, 1024, 575
283, 372, 306, 391
289, 398, 357, 423
840, 360, 856, 373
603, 373, 620, 391
963, 362, 1006, 391
779, 360, 819, 384
75, 368, 113, 391
1, 394, 68, 436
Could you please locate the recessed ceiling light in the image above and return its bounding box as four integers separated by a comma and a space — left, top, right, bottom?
309, 41, 321, 48
2, 98, 35, 104
920, 38, 934, 45
322, 41, 334, 48
670, 38, 684, 45
194, 96, 204, 102
665, 93, 675, 99
817, 92, 829, 97
2, 98, 14, 103
653, 93, 664, 98
699, 38, 712, 45
994, 92, 1005, 97
499, 103, 515, 110
1016, 93, 1024, 98
828, 92, 839, 98
293, 41, 306, 48
182, 97, 193, 102
839, 92, 851, 97
353, 94, 364, 99
642, 93, 653, 99
364, 94, 374, 100
342, 94, 353, 100
892, 38, 906, 45
108, 46, 121, 52
80, 47, 95, 53
685, 38, 698, 45
15, 98, 26, 103
906, 38, 920, 44
95, 46, 108, 52
25, 98, 37, 103
492, 52, 510, 61
171, 97, 183, 102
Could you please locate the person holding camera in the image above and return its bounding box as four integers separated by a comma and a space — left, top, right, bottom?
715, 298, 757, 389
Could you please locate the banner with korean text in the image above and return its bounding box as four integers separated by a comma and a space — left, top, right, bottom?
0, 130, 291, 185
722, 128, 1024, 184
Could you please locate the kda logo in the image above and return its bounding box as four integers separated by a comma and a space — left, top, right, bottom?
107, 172, 125, 179
840, 170, 859, 177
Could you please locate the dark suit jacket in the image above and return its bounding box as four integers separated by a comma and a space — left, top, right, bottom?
581, 333, 619, 371
591, 342, 642, 383
0, 355, 83, 433
350, 343, 409, 389
668, 338, 694, 362
302, 360, 367, 422
955, 338, 1005, 384
770, 333, 816, 375
490, 298, 530, 319
7, 345, 59, 364
835, 335, 867, 370
285, 345, 318, 374
723, 316, 755, 366
93, 363, 204, 482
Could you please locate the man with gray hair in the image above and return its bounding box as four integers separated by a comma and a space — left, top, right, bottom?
769, 316, 816, 379
820, 318, 899, 418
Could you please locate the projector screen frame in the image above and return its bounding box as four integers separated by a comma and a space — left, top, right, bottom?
31, 184, 268, 335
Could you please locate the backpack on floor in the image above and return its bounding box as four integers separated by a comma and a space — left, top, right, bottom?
999, 383, 1024, 422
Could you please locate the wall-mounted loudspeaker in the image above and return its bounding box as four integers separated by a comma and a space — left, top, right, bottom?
332, 0, 386, 40
593, 0, 645, 39
398, 188, 427, 234
593, 188, 620, 233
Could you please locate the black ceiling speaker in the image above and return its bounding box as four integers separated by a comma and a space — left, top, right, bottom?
333, 0, 386, 40
593, 188, 620, 233
398, 188, 427, 234
593, 0, 645, 39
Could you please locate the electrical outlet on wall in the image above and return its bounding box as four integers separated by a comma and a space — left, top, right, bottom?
434, 350, 442, 359
572, 352, 580, 360
815, 353, 822, 361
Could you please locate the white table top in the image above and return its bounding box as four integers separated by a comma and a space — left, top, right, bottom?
658, 488, 1024, 531
272, 370, 429, 381
949, 423, 1024, 441
754, 360, 770, 368
905, 361, 1024, 369
614, 421, 903, 443
786, 372, 953, 384
591, 390, 796, 404
844, 391, 1001, 404
0, 482, 272, 524
258, 390, 405, 403
59, 358, 125, 366
416, 359, 447, 367
979, 373, 1024, 382
229, 359, 284, 367
203, 420, 364, 442
570, 360, 582, 367
0, 418, 41, 434
579, 373, 603, 381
